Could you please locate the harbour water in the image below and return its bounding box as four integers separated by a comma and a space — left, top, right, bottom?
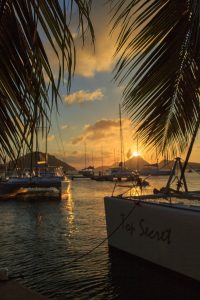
0, 174, 200, 299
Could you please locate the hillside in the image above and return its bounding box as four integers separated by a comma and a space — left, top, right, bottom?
159, 160, 200, 170
8, 151, 76, 172
94, 156, 149, 171
94, 157, 200, 172
125, 156, 149, 170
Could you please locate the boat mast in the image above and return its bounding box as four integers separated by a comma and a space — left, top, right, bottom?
156, 147, 159, 167
45, 107, 48, 165
30, 118, 34, 176
92, 151, 94, 168
119, 104, 125, 168
136, 134, 139, 172
114, 149, 116, 166
84, 142, 87, 169
35, 122, 39, 176
101, 146, 104, 174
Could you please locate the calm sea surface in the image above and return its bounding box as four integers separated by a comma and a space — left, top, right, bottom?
0, 174, 200, 299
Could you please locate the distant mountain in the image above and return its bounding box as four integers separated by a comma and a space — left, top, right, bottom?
8, 151, 76, 172
94, 156, 149, 171
125, 156, 149, 170
125, 158, 200, 171
94, 157, 200, 172
159, 159, 200, 170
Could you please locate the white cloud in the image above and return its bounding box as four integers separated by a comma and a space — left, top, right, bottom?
64, 88, 104, 104
60, 124, 70, 130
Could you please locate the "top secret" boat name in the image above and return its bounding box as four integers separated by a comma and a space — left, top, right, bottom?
120, 214, 172, 244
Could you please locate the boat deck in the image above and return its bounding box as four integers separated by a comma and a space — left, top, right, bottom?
113, 192, 200, 212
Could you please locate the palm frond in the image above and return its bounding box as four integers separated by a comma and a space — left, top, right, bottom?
110, 0, 200, 155
0, 0, 94, 160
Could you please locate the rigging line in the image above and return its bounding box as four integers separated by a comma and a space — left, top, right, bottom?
48, 115, 66, 156
51, 113, 68, 161
158, 159, 171, 170
50, 126, 64, 154
141, 158, 175, 183
55, 112, 67, 154
119, 104, 125, 167
64, 200, 140, 266
112, 179, 147, 198
187, 163, 200, 176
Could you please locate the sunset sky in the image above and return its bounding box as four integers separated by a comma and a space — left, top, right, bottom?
41, 1, 200, 169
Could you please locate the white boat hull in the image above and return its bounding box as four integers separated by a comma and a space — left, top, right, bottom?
104, 196, 200, 281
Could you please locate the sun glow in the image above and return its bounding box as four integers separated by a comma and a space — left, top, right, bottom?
132, 151, 140, 157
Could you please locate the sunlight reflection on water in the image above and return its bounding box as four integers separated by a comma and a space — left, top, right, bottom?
0, 174, 200, 299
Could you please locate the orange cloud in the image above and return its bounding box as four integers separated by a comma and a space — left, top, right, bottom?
75, 38, 115, 77
74, 2, 116, 77
52, 117, 136, 169
84, 119, 119, 132
71, 118, 131, 145
44, 2, 117, 80
47, 134, 55, 142
72, 136, 84, 145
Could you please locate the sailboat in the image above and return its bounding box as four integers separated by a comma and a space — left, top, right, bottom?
104, 125, 200, 281
93, 105, 148, 184
79, 143, 95, 178
139, 162, 172, 176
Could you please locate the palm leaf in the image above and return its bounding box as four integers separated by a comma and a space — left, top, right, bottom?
110, 0, 200, 156
0, 0, 94, 160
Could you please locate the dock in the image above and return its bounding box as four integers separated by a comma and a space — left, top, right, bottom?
0, 280, 48, 300
68, 175, 92, 180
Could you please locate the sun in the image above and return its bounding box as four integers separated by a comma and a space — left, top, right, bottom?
132, 151, 140, 157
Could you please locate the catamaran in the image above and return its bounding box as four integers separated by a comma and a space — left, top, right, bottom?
104, 144, 200, 281
0, 161, 70, 199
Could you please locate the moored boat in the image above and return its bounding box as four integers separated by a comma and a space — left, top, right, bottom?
91, 167, 148, 185
104, 157, 200, 282
0, 164, 70, 199
139, 167, 172, 176
104, 192, 200, 281
79, 166, 94, 178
